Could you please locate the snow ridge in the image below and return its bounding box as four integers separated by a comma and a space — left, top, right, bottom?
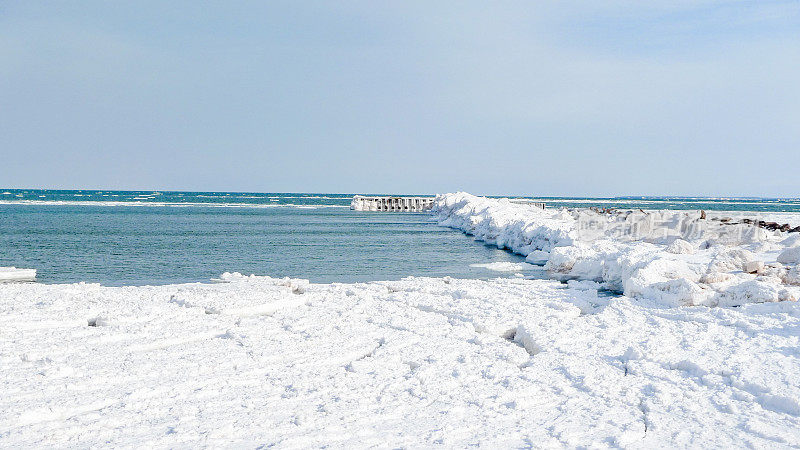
433, 192, 800, 308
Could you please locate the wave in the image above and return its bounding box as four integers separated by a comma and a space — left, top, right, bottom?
193, 195, 348, 200
0, 200, 350, 209
277, 196, 351, 199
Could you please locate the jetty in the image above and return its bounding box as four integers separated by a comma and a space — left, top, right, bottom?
351, 195, 435, 212
351, 195, 547, 212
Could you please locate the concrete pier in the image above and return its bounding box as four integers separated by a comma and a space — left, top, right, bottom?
351, 195, 435, 212
508, 200, 546, 209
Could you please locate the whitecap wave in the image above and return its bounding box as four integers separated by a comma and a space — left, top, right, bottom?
0, 200, 349, 209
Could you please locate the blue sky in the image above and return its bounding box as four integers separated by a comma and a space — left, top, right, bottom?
1, 1, 798, 196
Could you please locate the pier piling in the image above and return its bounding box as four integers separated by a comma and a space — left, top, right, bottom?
350, 195, 435, 212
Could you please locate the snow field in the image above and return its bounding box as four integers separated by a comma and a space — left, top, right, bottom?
2, 274, 800, 447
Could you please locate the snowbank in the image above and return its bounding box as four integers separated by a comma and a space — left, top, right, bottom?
2, 275, 800, 447
433, 193, 800, 308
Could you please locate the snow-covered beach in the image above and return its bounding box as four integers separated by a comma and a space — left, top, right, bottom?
3, 193, 800, 447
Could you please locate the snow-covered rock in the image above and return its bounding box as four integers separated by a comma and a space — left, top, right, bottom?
785, 266, 800, 286
744, 260, 765, 274
778, 247, 800, 265
433, 193, 800, 308
665, 239, 696, 254
525, 250, 550, 264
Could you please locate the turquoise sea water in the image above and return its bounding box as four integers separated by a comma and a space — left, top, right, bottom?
0, 191, 528, 285
2, 190, 800, 285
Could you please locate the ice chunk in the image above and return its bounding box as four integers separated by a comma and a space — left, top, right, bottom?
525, 250, 550, 265
707, 248, 757, 273
665, 239, 696, 254
785, 267, 800, 286
778, 247, 800, 265
0, 267, 36, 282
744, 261, 764, 274
469, 262, 529, 272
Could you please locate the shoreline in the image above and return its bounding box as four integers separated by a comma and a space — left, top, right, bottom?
3, 193, 800, 446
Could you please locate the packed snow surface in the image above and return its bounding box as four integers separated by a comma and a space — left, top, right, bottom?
433, 193, 800, 308
2, 274, 800, 447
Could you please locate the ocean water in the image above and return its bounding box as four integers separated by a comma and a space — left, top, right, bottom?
508, 196, 800, 213
0, 190, 530, 285
2, 189, 799, 285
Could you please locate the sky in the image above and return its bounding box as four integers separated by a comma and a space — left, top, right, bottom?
1, 1, 799, 197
